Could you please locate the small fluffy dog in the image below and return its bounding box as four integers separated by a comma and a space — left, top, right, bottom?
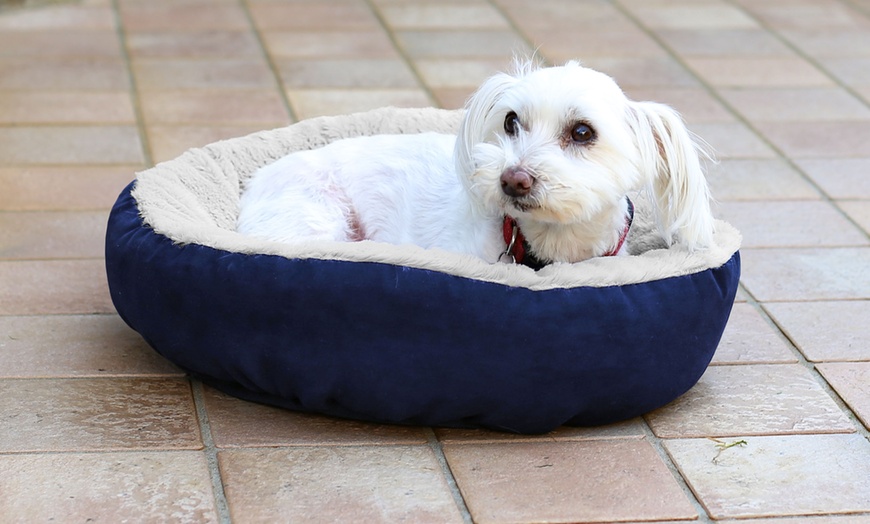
237, 61, 714, 266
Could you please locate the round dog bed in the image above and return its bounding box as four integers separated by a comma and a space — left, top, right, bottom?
105, 107, 740, 434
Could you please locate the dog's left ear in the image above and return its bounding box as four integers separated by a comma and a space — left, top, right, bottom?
627, 101, 714, 250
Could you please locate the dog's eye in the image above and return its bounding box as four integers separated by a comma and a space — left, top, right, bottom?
504, 111, 520, 136
571, 123, 595, 144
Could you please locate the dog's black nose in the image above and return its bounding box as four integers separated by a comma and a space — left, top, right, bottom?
500, 167, 533, 198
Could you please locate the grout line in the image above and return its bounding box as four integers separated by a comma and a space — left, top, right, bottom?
610, 0, 870, 245
362, 0, 440, 108
713, 236, 870, 440
607, 0, 870, 505
752, 302, 870, 443
190, 379, 234, 524
749, 0, 870, 111
638, 419, 714, 523
485, 0, 554, 68
609, 0, 870, 282
844, 0, 870, 17
719, 0, 870, 243
238, 0, 298, 123
110, 0, 155, 169
424, 429, 474, 524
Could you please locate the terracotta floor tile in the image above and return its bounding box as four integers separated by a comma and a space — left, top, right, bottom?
219, 446, 464, 523
0, 56, 130, 90
430, 87, 474, 110
689, 123, 776, 159
780, 28, 870, 58
132, 58, 277, 90
396, 30, 531, 59
435, 418, 646, 443
705, 159, 820, 201
139, 90, 289, 125
580, 56, 700, 88
657, 29, 794, 57
817, 362, 870, 430
545, 35, 668, 64
0, 210, 109, 259
147, 124, 284, 163
379, 3, 510, 30
765, 301, 870, 362
739, 247, 870, 301
443, 439, 697, 524
119, 3, 250, 32
849, 86, 870, 107
263, 30, 398, 58
715, 201, 868, 248
627, 4, 758, 30
0, 126, 143, 165
742, 3, 868, 30
276, 58, 419, 89
664, 434, 870, 519
719, 87, 870, 122
0, 259, 115, 315
414, 58, 515, 89
0, 31, 122, 57
0, 314, 180, 378
0, 91, 134, 125
495, 0, 635, 32
756, 121, 870, 158
0, 166, 137, 211
825, 58, 870, 87
0, 451, 217, 521
203, 386, 428, 447
540, 30, 668, 63
0, 5, 115, 31
797, 159, 870, 199
248, 2, 382, 31
712, 303, 798, 365
4, 1, 870, 522
839, 200, 870, 235
287, 89, 431, 120
0, 378, 200, 451
126, 31, 262, 58
646, 364, 854, 438
623, 87, 736, 124
685, 57, 832, 88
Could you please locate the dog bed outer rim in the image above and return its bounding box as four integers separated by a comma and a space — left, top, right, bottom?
107, 181, 740, 433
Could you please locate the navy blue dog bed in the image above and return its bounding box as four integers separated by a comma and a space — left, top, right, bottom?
105, 107, 740, 434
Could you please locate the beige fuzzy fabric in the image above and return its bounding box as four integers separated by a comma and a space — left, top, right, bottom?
131, 107, 741, 291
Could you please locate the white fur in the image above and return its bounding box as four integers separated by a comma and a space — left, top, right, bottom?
237, 61, 714, 264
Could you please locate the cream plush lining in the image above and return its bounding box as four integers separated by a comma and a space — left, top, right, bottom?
132, 107, 740, 291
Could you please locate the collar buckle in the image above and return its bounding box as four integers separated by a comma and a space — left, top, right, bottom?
499, 222, 519, 264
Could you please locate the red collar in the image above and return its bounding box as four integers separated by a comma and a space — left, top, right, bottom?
502, 197, 634, 265
603, 197, 634, 257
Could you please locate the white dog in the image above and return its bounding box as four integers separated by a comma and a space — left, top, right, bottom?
237, 61, 714, 267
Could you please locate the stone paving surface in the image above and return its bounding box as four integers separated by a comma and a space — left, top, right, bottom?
1, 0, 869, 522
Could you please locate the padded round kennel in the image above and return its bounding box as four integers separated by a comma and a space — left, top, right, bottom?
105, 107, 741, 434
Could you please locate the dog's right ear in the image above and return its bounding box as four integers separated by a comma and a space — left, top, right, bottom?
454, 72, 517, 176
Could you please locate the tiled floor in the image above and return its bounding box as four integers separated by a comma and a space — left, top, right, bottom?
1, 0, 869, 522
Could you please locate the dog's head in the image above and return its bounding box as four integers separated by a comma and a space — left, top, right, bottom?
455, 61, 714, 252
